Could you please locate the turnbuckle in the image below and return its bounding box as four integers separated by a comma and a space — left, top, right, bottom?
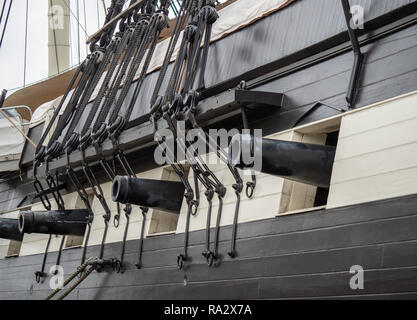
177, 198, 194, 270
228, 182, 243, 259
202, 189, 215, 265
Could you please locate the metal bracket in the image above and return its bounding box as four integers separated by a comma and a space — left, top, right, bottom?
294, 100, 347, 128
196, 87, 284, 126
235, 89, 285, 111
341, 0, 366, 108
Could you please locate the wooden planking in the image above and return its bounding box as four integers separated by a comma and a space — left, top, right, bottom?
328, 168, 417, 208
339, 89, 417, 138
4, 190, 417, 272
13, 12, 417, 176
13, 0, 417, 170
0, 239, 9, 259
327, 91, 417, 208
0, 177, 34, 214
1, 4, 417, 299
258, 267, 417, 299
1, 193, 417, 299
52, 245, 385, 290
332, 142, 417, 183
205, 0, 414, 87
335, 118, 417, 161
38, 267, 417, 300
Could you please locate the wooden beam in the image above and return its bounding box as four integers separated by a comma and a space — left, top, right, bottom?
87, 0, 147, 44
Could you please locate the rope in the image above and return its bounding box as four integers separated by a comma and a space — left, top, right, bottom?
83, 0, 88, 55
0, 1, 6, 28
96, 0, 100, 29
101, 0, 107, 15
57, 265, 97, 300
77, 0, 81, 63
0, 0, 12, 48
23, 0, 28, 86
45, 257, 97, 300
62, 0, 89, 40
82, 27, 134, 137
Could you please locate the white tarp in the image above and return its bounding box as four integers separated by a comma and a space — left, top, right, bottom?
141, 0, 294, 77
0, 117, 25, 159
31, 0, 294, 125
30, 93, 72, 127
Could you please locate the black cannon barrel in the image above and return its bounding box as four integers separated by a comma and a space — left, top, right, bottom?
18, 210, 89, 236
0, 218, 23, 241
229, 134, 336, 188
112, 176, 186, 213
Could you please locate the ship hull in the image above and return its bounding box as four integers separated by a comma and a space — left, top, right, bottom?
1, 193, 417, 300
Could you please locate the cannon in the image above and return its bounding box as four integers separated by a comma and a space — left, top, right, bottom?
18, 209, 89, 236
112, 176, 186, 213
229, 134, 336, 188
0, 217, 23, 241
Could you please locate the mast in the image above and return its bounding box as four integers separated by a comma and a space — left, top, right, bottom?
47, 0, 70, 77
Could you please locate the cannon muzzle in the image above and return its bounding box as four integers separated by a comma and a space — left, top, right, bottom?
18, 210, 89, 236
0, 218, 23, 241
229, 134, 336, 188
112, 176, 185, 213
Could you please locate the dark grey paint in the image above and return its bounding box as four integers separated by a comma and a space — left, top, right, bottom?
18, 0, 416, 169
0, 0, 417, 300
1, 193, 417, 299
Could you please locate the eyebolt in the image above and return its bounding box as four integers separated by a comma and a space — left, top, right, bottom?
206, 252, 215, 267
177, 255, 185, 270
228, 250, 237, 259
191, 202, 199, 216
35, 271, 45, 284
113, 215, 120, 228
246, 182, 255, 198
114, 260, 122, 273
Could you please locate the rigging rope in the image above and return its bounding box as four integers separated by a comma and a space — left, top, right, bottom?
32, 0, 235, 276
77, 0, 81, 63
32, 0, 126, 270
0, 1, 6, 30
35, 0, 170, 274
62, 0, 89, 40
23, 0, 28, 86
147, 0, 234, 269
0, 0, 12, 48
45, 256, 97, 300
83, 0, 88, 56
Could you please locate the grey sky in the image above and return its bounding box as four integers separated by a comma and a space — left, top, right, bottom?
0, 0, 113, 92
0, 0, 226, 94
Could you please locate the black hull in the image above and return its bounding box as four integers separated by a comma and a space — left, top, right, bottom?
1, 193, 417, 300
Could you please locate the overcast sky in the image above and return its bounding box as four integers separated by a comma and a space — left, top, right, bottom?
0, 0, 114, 93
0, 0, 226, 94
